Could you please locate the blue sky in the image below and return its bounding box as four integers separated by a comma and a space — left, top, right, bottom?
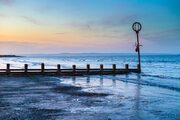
0, 0, 180, 54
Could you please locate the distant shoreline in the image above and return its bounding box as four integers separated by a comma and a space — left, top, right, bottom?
0, 55, 22, 57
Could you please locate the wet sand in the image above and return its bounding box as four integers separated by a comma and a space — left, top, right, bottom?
0, 75, 180, 120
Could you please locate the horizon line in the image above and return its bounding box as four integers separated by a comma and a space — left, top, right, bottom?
1, 52, 179, 56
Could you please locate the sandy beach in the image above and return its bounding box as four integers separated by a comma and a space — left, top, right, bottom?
0, 75, 180, 120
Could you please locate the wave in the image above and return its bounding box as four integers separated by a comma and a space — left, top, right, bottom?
141, 74, 180, 80
102, 75, 180, 92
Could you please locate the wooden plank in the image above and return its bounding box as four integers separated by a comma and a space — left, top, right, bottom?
137, 64, 141, 73
112, 64, 116, 74
6, 64, 10, 74
41, 63, 45, 74
125, 64, 129, 72
100, 64, 103, 74
24, 64, 28, 73
87, 64, 90, 74
57, 64, 61, 74
72, 65, 76, 75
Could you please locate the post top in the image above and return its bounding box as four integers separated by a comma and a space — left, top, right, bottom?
132, 22, 142, 32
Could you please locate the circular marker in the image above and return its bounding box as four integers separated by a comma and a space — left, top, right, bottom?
132, 22, 142, 32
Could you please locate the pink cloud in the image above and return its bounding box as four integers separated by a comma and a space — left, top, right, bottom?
0, 0, 15, 6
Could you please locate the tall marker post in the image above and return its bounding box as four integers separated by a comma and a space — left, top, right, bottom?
132, 22, 142, 73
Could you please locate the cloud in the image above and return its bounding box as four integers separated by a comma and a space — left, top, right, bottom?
64, 13, 143, 35
0, 13, 7, 17
67, 22, 92, 31
89, 14, 143, 29
35, 4, 53, 14
0, 41, 54, 54
0, 41, 38, 53
143, 28, 180, 41
0, 0, 15, 6
93, 33, 122, 39
54, 32, 66, 35
0, 41, 105, 54
119, 14, 142, 25
19, 16, 42, 25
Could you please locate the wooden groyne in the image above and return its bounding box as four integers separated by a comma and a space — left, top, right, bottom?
0, 63, 140, 76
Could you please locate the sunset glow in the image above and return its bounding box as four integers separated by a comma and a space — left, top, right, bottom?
0, 0, 180, 54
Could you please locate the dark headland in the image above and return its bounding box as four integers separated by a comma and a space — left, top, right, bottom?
0, 55, 22, 57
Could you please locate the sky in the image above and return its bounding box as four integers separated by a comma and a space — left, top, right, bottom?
0, 0, 180, 54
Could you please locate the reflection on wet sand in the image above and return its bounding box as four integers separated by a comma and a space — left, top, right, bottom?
86, 76, 90, 84
1, 75, 179, 120
70, 76, 141, 109
133, 74, 141, 120
100, 76, 103, 86
112, 75, 116, 87
70, 75, 120, 87
70, 74, 142, 120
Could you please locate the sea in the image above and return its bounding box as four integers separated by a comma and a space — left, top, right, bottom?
0, 53, 180, 120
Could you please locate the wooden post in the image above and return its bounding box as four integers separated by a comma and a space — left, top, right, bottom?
112, 64, 116, 74
6, 64, 10, 74
137, 64, 141, 73
57, 64, 61, 74
125, 64, 129, 72
24, 64, 28, 73
132, 22, 142, 73
86, 64, 90, 74
41, 63, 45, 74
72, 65, 76, 75
100, 64, 103, 74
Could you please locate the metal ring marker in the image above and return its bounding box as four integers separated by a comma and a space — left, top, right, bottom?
132, 22, 142, 33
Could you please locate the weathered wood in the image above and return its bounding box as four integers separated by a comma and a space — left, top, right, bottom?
24, 64, 28, 73
87, 64, 90, 74
137, 64, 141, 73
57, 64, 61, 74
6, 64, 10, 74
41, 63, 45, 74
100, 64, 103, 74
112, 64, 116, 73
72, 65, 76, 75
125, 64, 129, 71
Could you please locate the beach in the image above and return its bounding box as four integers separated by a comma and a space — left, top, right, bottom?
0, 75, 180, 120
0, 54, 180, 120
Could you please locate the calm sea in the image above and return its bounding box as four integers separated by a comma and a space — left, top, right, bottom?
1, 53, 180, 90
0, 53, 180, 78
